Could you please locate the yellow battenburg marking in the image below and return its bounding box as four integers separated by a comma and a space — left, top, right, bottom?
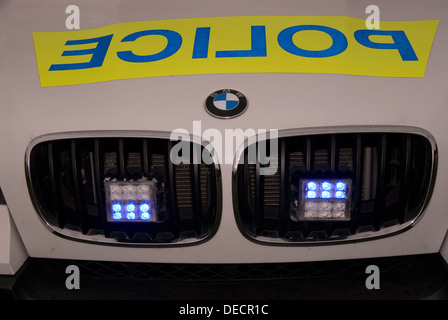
32, 16, 439, 87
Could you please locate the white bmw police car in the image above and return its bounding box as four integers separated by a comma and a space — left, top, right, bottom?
0, 0, 447, 300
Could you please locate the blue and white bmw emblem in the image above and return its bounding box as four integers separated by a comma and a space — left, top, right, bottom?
213, 92, 240, 111
205, 89, 248, 119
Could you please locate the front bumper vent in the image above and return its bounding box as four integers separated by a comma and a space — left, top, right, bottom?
27, 134, 221, 245
234, 128, 436, 244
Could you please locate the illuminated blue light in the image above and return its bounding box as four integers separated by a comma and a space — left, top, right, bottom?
306, 191, 317, 199
335, 191, 346, 199
126, 212, 136, 220
321, 182, 332, 191
321, 191, 331, 199
299, 178, 352, 221
336, 181, 346, 191
141, 212, 151, 220
112, 202, 122, 212
112, 212, 122, 220
126, 202, 136, 212
139, 202, 150, 212
306, 181, 317, 191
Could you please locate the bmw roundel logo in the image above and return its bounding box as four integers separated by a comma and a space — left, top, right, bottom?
205, 89, 248, 119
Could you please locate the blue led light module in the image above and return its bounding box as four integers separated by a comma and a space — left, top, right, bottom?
126, 212, 136, 220
112, 202, 122, 212
126, 202, 136, 213
335, 191, 346, 199
321, 191, 331, 199
321, 181, 332, 191
306, 190, 317, 199
307, 181, 317, 191
105, 180, 158, 223
336, 181, 347, 191
140, 202, 150, 212
299, 178, 352, 221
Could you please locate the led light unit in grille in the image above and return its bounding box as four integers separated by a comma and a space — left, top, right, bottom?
105, 179, 157, 223
298, 178, 352, 221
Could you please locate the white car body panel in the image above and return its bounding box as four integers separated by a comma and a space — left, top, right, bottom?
0, 206, 28, 274
0, 0, 447, 268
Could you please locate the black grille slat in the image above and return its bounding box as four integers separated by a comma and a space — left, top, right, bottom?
192, 161, 203, 235
200, 165, 210, 207
398, 136, 412, 223
305, 136, 313, 172
118, 138, 126, 177
410, 138, 433, 217
255, 149, 264, 235
70, 140, 89, 234
278, 139, 288, 237
326, 135, 339, 238
330, 135, 337, 172
350, 134, 363, 234
373, 134, 387, 230
28, 136, 219, 245
167, 141, 181, 239
142, 139, 150, 175
48, 142, 66, 229
236, 130, 435, 244
94, 139, 110, 237
175, 164, 193, 208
